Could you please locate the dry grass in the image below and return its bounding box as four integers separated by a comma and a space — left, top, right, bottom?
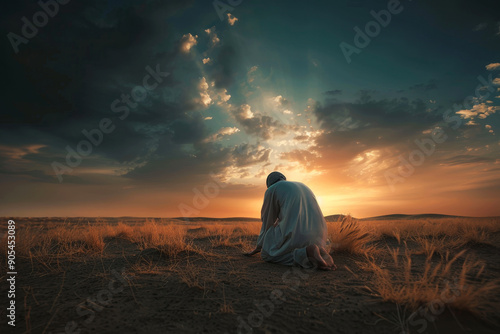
0, 220, 194, 263
327, 217, 500, 256
329, 217, 500, 321
186, 222, 256, 250
367, 218, 500, 243
2, 217, 498, 267
106, 222, 135, 240
361, 249, 500, 319
0, 223, 109, 274
174, 260, 219, 291
219, 284, 235, 314
133, 220, 193, 258
327, 216, 379, 256
1, 216, 499, 327
85, 225, 106, 253
209, 234, 249, 249
189, 222, 260, 238
131, 258, 163, 275
411, 235, 463, 259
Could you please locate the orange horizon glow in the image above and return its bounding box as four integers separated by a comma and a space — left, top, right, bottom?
2, 167, 500, 218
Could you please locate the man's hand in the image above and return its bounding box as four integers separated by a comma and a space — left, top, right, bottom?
243, 247, 261, 257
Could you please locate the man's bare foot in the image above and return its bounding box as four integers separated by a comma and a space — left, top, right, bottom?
319, 246, 337, 270
306, 244, 332, 270
243, 247, 261, 257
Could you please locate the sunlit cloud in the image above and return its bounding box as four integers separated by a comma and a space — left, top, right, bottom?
485, 124, 494, 134
227, 13, 239, 26
216, 88, 231, 105
204, 127, 240, 142
180, 33, 198, 53
235, 104, 254, 119
486, 63, 500, 71
0, 144, 46, 160
272, 95, 289, 107
456, 102, 498, 119
247, 66, 258, 83
204, 27, 220, 46
195, 77, 212, 107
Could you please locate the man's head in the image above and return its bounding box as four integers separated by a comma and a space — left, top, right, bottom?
266, 171, 286, 188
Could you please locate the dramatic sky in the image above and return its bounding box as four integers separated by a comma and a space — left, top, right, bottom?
1, 0, 500, 218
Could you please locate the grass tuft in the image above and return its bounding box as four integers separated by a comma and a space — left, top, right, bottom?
327, 216, 378, 255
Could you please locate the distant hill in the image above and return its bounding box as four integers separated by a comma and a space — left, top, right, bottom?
172, 217, 261, 222
324, 214, 350, 222
172, 214, 493, 222
177, 213, 469, 222
181, 213, 485, 222
7, 214, 497, 224
359, 214, 467, 221
178, 214, 470, 222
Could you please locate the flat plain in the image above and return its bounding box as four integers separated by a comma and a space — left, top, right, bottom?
1, 216, 499, 334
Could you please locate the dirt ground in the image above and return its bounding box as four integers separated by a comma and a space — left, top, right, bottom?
1, 218, 499, 334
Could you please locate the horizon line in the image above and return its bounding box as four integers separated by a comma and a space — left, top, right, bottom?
3, 213, 500, 220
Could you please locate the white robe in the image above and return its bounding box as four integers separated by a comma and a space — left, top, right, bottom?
257, 181, 328, 268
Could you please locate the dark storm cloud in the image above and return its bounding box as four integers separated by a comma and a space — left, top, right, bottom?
230, 104, 300, 141
417, 0, 500, 30
1, 0, 249, 185
0, 168, 87, 185
2, 0, 181, 127
124, 141, 271, 185
231, 105, 281, 140
313, 94, 439, 135
206, 43, 239, 89
323, 90, 342, 96
2, 0, 191, 125
169, 114, 208, 145
473, 23, 488, 32
238, 115, 283, 139
124, 141, 232, 185
408, 80, 438, 93
232, 143, 270, 167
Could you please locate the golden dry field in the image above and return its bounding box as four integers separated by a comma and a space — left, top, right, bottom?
1, 216, 499, 333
